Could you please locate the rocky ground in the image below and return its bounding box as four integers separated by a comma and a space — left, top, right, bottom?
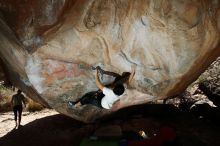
0, 109, 58, 137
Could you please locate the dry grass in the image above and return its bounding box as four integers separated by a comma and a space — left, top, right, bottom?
0, 85, 45, 112
0, 85, 14, 112
26, 98, 45, 112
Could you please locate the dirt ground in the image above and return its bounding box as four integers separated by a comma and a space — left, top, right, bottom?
0, 104, 219, 146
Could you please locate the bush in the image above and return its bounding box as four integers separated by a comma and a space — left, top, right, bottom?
26, 98, 45, 112
0, 85, 14, 112
0, 101, 12, 112
0, 85, 44, 112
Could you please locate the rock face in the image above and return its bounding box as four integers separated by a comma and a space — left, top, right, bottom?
198, 57, 220, 107
0, 0, 220, 122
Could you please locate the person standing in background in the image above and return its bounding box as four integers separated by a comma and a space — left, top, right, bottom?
11, 89, 26, 128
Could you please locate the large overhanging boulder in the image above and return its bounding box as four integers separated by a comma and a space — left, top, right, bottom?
0, 0, 220, 122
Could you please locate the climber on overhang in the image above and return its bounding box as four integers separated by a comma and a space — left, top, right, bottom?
68, 65, 136, 109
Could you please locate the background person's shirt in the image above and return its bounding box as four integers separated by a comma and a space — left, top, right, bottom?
11, 94, 25, 107
101, 87, 122, 109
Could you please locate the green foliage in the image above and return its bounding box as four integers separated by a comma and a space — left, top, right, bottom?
196, 75, 207, 84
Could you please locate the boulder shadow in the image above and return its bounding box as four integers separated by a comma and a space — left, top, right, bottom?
0, 114, 88, 146
0, 104, 219, 146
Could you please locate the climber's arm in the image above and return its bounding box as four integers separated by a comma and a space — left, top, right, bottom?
96, 66, 120, 78
102, 70, 120, 78
96, 70, 104, 90
128, 65, 136, 84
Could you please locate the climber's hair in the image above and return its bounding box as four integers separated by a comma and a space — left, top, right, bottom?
113, 84, 125, 96
114, 72, 131, 84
